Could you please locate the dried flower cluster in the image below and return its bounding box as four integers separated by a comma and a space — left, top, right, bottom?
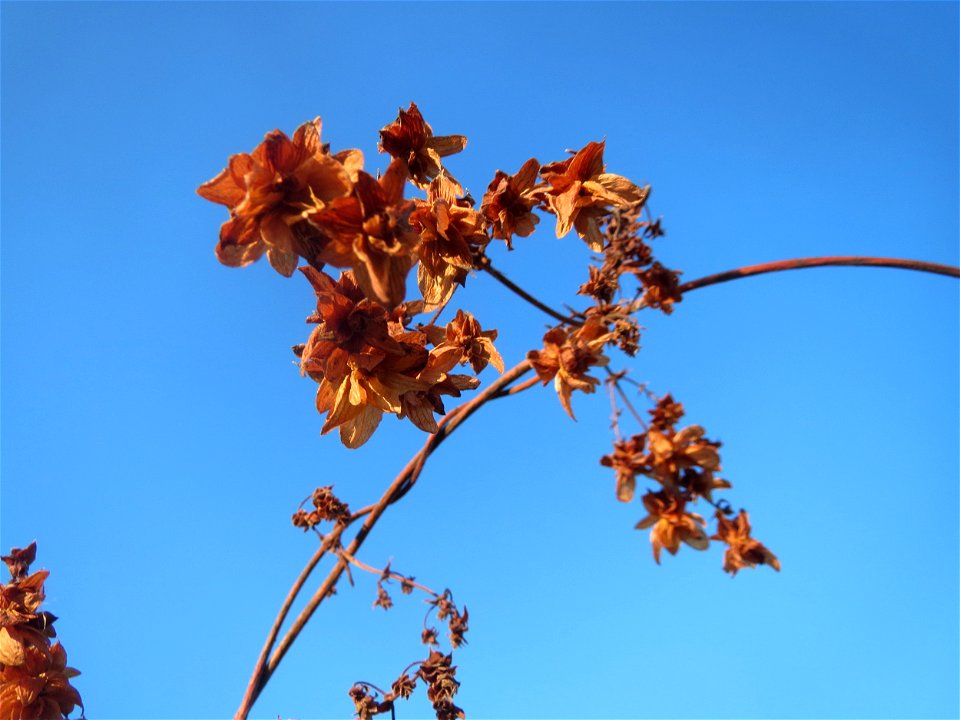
199, 103, 664, 448
602, 395, 779, 574
0, 543, 83, 719
584, 202, 679, 312
348, 649, 465, 720
291, 485, 352, 531
337, 554, 468, 720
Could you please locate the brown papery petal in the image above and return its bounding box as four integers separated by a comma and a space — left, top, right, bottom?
555, 376, 577, 419
216, 218, 263, 267
568, 141, 606, 180
513, 157, 540, 189
292, 117, 324, 156
574, 213, 604, 252
299, 154, 354, 202
197, 166, 244, 207
482, 339, 505, 373
552, 185, 580, 237
617, 474, 636, 503
341, 404, 383, 448
418, 263, 458, 307
334, 148, 365, 182
683, 532, 710, 551
259, 130, 298, 173
429, 134, 468, 157
0, 626, 26, 666
590, 175, 649, 206
380, 158, 409, 204
401, 393, 440, 434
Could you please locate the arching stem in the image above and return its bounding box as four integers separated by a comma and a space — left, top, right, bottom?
678, 256, 959, 294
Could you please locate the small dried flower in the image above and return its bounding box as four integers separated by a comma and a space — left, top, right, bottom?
379, 103, 466, 189
528, 319, 612, 419
421, 627, 439, 646
600, 434, 646, 503
638, 262, 683, 314
304, 163, 419, 309
391, 673, 416, 700
447, 606, 469, 649
427, 310, 504, 374
373, 584, 393, 611
410, 176, 489, 306
418, 649, 463, 718
540, 141, 649, 251
578, 265, 620, 303
712, 510, 781, 576
635, 491, 709, 563
1, 543, 37, 582
349, 685, 383, 719
480, 158, 541, 247
649, 394, 684, 431
0, 544, 83, 720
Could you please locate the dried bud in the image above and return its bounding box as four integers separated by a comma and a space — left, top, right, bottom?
1, 542, 36, 581
373, 584, 393, 611
391, 673, 417, 700
712, 510, 781, 576
421, 627, 439, 646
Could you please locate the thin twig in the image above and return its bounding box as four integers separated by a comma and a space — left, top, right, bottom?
604, 367, 647, 430
476, 255, 582, 326
605, 376, 623, 441
337, 548, 439, 597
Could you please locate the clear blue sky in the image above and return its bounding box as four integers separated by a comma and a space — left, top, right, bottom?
2, 2, 957, 718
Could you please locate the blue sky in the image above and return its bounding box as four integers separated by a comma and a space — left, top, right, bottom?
1, 2, 957, 718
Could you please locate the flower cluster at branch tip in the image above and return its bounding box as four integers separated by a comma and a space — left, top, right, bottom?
198, 102, 681, 448
602, 394, 779, 574
0, 543, 83, 720
339, 554, 468, 720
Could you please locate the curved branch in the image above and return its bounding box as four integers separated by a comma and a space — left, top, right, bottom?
234, 525, 347, 717
679, 256, 959, 294
235, 360, 535, 718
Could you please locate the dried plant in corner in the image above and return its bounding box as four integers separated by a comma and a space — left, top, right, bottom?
0, 543, 84, 720
192, 102, 959, 720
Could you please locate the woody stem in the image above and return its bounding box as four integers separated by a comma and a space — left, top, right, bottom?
678, 256, 960, 294
235, 360, 534, 718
